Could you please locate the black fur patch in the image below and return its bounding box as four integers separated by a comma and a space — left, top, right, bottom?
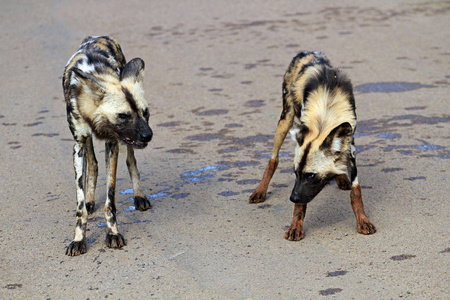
294, 124, 310, 147
121, 87, 138, 113
107, 186, 115, 204
296, 142, 311, 176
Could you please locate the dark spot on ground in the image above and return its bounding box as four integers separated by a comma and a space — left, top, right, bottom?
272, 183, 289, 188
186, 133, 224, 141
236, 179, 260, 185
257, 204, 272, 209
218, 191, 240, 197
32, 133, 59, 137
24, 122, 42, 127
218, 148, 242, 154
381, 168, 403, 173
355, 82, 433, 93
157, 121, 182, 127
4, 283, 23, 289
225, 123, 243, 128
390, 254, 416, 261
439, 248, 450, 254
197, 109, 228, 116
167, 148, 196, 154
326, 270, 348, 277
405, 106, 427, 110
404, 176, 426, 181
244, 100, 265, 108
319, 288, 342, 296
171, 193, 190, 199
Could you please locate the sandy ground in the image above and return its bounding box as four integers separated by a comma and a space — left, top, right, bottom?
0, 0, 449, 299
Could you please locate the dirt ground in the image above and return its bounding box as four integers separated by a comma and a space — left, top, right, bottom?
0, 0, 449, 299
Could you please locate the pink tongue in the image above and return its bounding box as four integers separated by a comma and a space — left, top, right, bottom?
125, 137, 131, 141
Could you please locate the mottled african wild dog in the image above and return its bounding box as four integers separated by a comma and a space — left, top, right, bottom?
63, 36, 153, 256
249, 51, 376, 240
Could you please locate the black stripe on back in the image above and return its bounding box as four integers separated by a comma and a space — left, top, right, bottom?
121, 87, 138, 112
302, 65, 355, 112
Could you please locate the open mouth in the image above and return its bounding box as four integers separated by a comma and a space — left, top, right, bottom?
121, 136, 148, 149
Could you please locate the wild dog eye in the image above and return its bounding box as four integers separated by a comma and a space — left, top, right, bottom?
118, 113, 131, 120
304, 172, 316, 180
143, 108, 150, 120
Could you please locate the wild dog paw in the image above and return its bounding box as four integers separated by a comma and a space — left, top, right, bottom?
105, 233, 126, 248
134, 196, 151, 211
66, 240, 87, 256
249, 190, 266, 204
285, 225, 304, 241
86, 202, 95, 215
357, 218, 376, 235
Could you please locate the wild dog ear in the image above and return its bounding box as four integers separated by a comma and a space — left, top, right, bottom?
321, 122, 353, 153
289, 122, 309, 146
72, 68, 106, 103
121, 58, 145, 84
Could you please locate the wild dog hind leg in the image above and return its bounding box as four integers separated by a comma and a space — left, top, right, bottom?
104, 141, 126, 248
348, 144, 376, 235
249, 109, 294, 203
66, 141, 88, 256
85, 136, 98, 214
285, 203, 307, 241
126, 145, 151, 211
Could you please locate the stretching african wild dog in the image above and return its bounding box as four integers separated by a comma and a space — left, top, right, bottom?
249, 51, 376, 240
63, 36, 153, 256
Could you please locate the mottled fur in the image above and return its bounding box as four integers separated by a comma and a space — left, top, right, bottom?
249, 51, 375, 240
63, 36, 153, 256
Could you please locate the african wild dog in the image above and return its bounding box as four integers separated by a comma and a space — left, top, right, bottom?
63, 36, 153, 256
249, 51, 376, 240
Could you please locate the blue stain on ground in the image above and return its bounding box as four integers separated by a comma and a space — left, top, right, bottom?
120, 188, 134, 195
255, 151, 292, 159
119, 164, 229, 203
97, 221, 122, 228
181, 164, 229, 184
377, 133, 402, 139
148, 192, 170, 199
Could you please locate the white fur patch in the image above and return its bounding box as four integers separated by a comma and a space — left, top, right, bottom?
351, 144, 356, 158
78, 58, 96, 73
289, 128, 300, 142
331, 138, 342, 152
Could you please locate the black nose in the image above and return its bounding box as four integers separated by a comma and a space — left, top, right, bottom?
290, 193, 300, 203
139, 129, 153, 143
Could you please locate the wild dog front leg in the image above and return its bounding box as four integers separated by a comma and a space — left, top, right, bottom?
104, 141, 126, 248
285, 203, 307, 241
66, 142, 88, 256
85, 136, 98, 214
126, 145, 151, 211
348, 149, 376, 235
249, 113, 294, 203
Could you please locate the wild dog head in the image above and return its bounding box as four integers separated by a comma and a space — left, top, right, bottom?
289, 121, 353, 204
73, 58, 153, 148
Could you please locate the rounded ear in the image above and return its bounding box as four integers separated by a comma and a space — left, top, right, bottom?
320, 122, 353, 153
120, 58, 145, 83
